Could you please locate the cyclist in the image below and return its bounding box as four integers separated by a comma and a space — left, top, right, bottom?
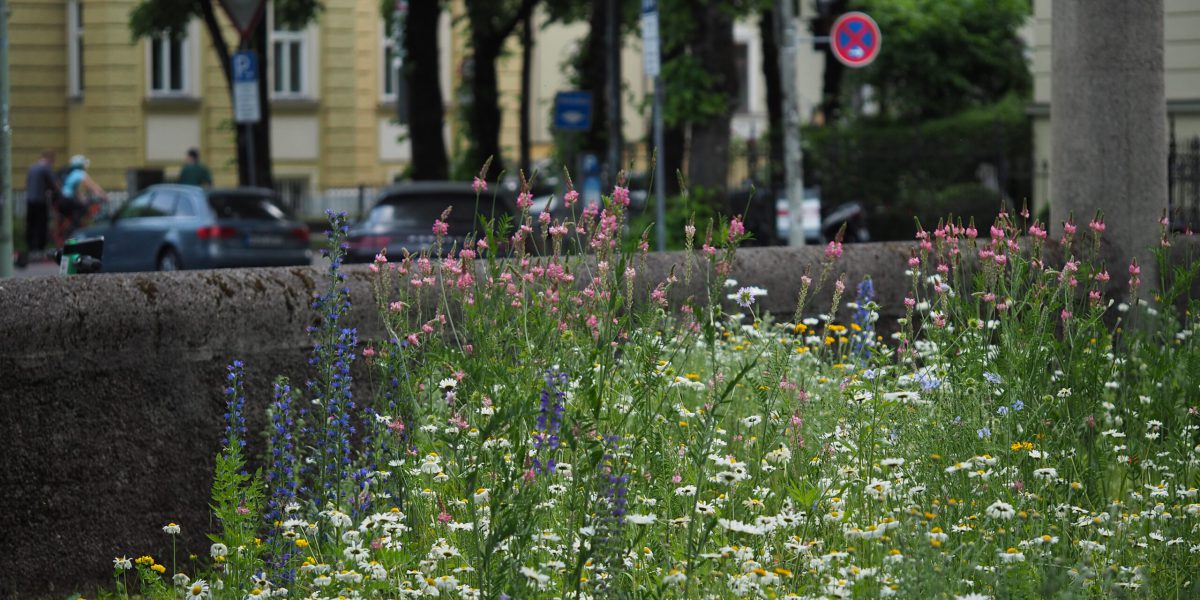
58, 154, 108, 242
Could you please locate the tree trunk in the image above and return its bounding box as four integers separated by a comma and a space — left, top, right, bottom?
686, 2, 735, 213
407, 0, 448, 180
759, 8, 783, 190
463, 0, 537, 176
468, 36, 503, 173
252, 16, 273, 188
580, 1, 608, 159
662, 122, 685, 196
519, 11, 533, 177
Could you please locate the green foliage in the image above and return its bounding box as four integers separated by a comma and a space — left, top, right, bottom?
850, 0, 1031, 121
805, 95, 1031, 240
208, 443, 266, 595
130, 0, 322, 42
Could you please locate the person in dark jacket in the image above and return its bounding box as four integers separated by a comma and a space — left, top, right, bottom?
178, 148, 213, 187
20, 150, 60, 265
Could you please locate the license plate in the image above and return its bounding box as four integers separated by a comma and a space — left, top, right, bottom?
246, 234, 284, 247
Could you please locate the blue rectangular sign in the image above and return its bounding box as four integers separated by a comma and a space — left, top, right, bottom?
232, 50, 258, 83
553, 91, 593, 132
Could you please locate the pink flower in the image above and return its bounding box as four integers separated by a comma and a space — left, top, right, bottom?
1089, 218, 1106, 234
374, 252, 388, 263
907, 255, 920, 268
671, 473, 682, 484
1063, 220, 1077, 235
835, 279, 845, 294
685, 224, 696, 239
472, 177, 487, 194
1128, 260, 1141, 276
801, 275, 812, 288
1089, 289, 1102, 303
1096, 270, 1110, 283
965, 226, 978, 239
539, 211, 551, 224
362, 346, 376, 358
517, 191, 533, 210
982, 292, 996, 303
437, 511, 452, 524
564, 188, 579, 206
728, 217, 745, 240
1060, 309, 1072, 321
433, 220, 450, 236
904, 295, 916, 308
825, 241, 843, 260
1028, 223, 1047, 239
937, 262, 949, 274
389, 301, 405, 312
612, 185, 630, 207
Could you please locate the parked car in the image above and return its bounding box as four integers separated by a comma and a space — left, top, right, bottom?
344, 182, 518, 262
78, 185, 311, 272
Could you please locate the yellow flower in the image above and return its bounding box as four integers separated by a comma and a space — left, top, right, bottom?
150, 564, 166, 574
135, 556, 155, 566
296, 539, 310, 548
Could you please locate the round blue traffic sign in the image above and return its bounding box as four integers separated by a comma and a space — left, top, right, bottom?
831, 11, 882, 68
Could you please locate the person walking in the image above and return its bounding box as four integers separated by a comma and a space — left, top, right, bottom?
58, 155, 108, 242
20, 150, 61, 266
178, 148, 213, 187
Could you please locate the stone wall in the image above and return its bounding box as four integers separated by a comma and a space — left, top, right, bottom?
2, 239, 1191, 597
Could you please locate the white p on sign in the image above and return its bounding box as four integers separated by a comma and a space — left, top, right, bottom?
232, 51, 261, 124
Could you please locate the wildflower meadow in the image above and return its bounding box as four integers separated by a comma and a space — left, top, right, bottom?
103, 170, 1200, 599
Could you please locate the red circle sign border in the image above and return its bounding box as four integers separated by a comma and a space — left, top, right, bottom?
831, 11, 882, 68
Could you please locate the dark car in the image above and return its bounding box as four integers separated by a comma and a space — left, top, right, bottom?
345, 182, 518, 262
79, 184, 311, 272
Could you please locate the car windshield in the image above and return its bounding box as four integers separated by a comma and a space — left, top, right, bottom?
208, 193, 289, 220
367, 195, 492, 229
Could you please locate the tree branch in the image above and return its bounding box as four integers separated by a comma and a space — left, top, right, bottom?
200, 0, 233, 95
483, 0, 538, 56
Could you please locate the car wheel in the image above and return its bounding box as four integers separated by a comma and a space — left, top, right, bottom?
157, 248, 182, 272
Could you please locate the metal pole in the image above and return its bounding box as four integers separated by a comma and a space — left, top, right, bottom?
0, 0, 13, 277
653, 75, 666, 252
606, 0, 622, 186
246, 123, 256, 187
777, 0, 806, 246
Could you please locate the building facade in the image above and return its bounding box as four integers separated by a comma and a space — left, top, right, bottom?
10, 0, 455, 212
9, 1, 823, 215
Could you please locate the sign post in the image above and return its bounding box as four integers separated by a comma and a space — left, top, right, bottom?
642, 0, 666, 252
830, 11, 882, 68
232, 50, 261, 187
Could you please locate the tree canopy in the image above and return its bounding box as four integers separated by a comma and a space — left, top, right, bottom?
849, 0, 1031, 122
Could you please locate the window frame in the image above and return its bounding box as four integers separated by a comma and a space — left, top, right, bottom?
269, 8, 318, 100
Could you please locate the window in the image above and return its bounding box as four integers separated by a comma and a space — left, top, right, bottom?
67, 0, 84, 97
382, 33, 398, 101
271, 16, 309, 97
150, 35, 189, 95
148, 192, 178, 217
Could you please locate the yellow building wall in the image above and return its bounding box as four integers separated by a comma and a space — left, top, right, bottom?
9, 1, 69, 174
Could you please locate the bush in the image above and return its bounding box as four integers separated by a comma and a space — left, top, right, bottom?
805, 95, 1031, 240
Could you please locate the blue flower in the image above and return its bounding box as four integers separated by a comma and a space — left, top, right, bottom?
1011, 399, 1025, 412
977, 427, 991, 439
997, 406, 1009, 416
983, 372, 1002, 384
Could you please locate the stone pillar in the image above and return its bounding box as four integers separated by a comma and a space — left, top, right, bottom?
1050, 0, 1166, 273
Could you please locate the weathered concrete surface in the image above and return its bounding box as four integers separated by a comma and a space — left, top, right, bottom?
2, 239, 1193, 598
1050, 0, 1167, 278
